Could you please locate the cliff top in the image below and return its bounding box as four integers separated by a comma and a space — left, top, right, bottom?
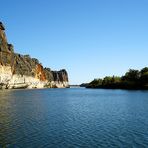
0, 22, 5, 30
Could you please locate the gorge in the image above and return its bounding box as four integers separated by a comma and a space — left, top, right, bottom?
0, 22, 69, 89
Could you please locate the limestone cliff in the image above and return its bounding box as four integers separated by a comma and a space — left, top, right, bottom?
0, 22, 69, 89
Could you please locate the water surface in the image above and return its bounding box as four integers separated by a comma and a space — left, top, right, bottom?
0, 88, 148, 148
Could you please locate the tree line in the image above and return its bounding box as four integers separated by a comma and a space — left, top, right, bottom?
86, 67, 148, 90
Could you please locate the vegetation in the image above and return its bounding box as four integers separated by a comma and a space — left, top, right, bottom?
87, 67, 148, 90
80, 83, 89, 87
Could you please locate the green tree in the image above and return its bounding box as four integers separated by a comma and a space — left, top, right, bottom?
140, 67, 148, 85
123, 69, 140, 82
87, 79, 103, 88
102, 76, 112, 85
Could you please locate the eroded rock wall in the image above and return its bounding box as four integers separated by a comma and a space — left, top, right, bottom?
0, 22, 69, 89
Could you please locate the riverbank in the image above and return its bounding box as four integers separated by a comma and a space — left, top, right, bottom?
86, 67, 148, 90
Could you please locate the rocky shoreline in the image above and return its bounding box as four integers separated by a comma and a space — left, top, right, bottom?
0, 22, 69, 89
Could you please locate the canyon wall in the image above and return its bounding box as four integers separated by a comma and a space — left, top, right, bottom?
0, 22, 69, 89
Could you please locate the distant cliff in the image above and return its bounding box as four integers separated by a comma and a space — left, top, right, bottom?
0, 22, 69, 89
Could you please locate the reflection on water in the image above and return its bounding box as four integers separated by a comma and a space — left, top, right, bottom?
0, 88, 148, 147
0, 90, 14, 147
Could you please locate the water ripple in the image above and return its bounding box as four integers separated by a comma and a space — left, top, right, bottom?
0, 88, 148, 147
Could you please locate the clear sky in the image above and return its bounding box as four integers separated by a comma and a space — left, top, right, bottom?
0, 0, 148, 84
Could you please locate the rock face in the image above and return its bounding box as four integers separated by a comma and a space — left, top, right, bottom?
0, 22, 69, 89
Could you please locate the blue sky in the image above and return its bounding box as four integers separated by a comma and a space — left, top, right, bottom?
1, 0, 148, 84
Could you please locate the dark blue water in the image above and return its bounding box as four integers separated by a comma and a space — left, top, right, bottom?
0, 88, 148, 148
